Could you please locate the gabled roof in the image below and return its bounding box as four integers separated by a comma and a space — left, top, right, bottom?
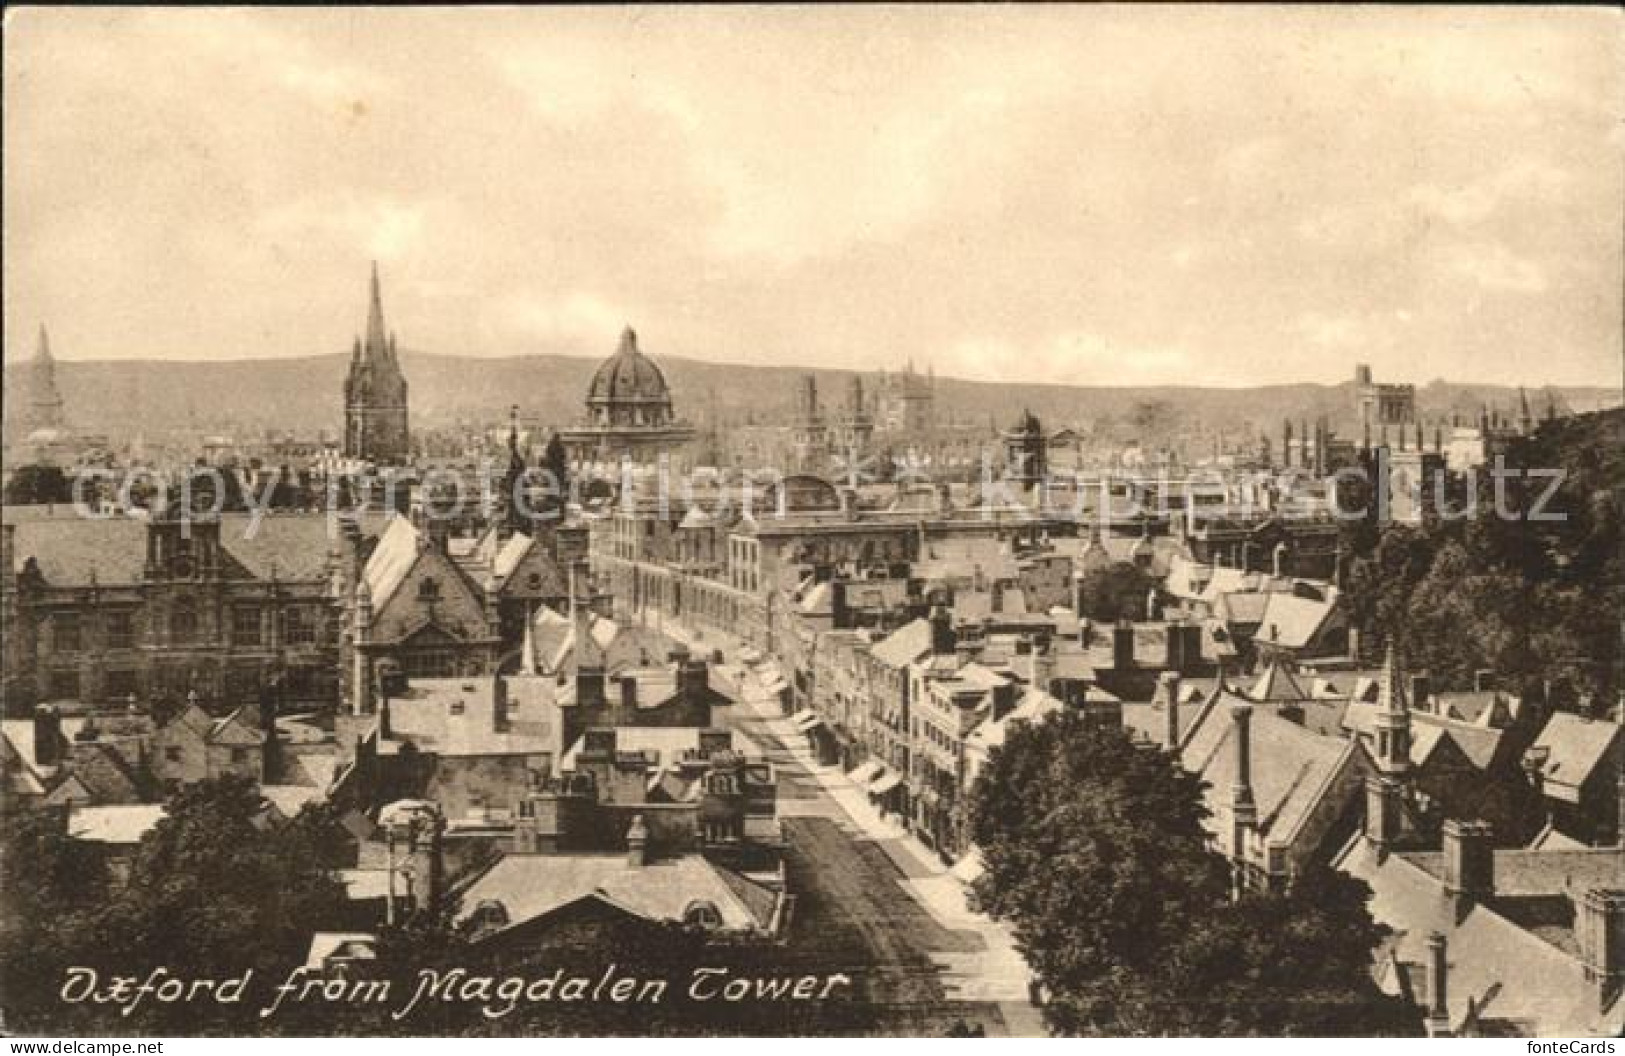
5, 509, 359, 586
1525, 712, 1622, 801
870, 618, 934, 670
1253, 592, 1337, 650
1181, 691, 1356, 850
456, 853, 774, 938
964, 688, 1064, 755
1336, 835, 1625, 1037
1249, 660, 1310, 703
361, 516, 423, 610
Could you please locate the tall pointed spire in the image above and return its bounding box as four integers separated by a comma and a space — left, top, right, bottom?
27, 323, 67, 431
366, 261, 387, 355
1374, 642, 1412, 778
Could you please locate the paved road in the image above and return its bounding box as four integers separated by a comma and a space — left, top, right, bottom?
723, 695, 1012, 1037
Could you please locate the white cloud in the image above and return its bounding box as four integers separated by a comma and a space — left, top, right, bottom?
1441, 243, 1548, 294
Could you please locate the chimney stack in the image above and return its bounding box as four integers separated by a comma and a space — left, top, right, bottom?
1029, 637, 1054, 694
1112, 622, 1135, 672
929, 603, 955, 657
1578, 888, 1625, 1013
991, 680, 1018, 722
1442, 819, 1494, 908
492, 675, 509, 733
1159, 671, 1182, 748
620, 674, 639, 710
1426, 932, 1452, 1036
32, 704, 62, 769
1408, 673, 1432, 713
1229, 701, 1258, 862
626, 814, 649, 867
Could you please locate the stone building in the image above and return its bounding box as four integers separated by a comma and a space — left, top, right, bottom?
2, 505, 346, 716
558, 327, 695, 468
342, 264, 412, 466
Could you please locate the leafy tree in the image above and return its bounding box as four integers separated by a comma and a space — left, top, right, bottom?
1074, 561, 1157, 623
0, 806, 111, 1031
969, 713, 1417, 1036
2, 463, 75, 505
82, 777, 350, 1032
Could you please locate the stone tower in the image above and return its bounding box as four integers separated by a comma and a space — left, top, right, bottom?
343, 263, 411, 465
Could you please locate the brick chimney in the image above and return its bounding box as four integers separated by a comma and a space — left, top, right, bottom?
33, 704, 62, 769
929, 603, 955, 657
1029, 637, 1054, 695
1229, 701, 1258, 864
1112, 621, 1134, 672
1159, 671, 1182, 748
576, 666, 606, 709
991, 680, 1018, 722
1441, 819, 1494, 907
1578, 888, 1625, 1013
492, 674, 509, 733
1408, 673, 1432, 713
1425, 932, 1452, 1036
1164, 618, 1185, 670
1364, 773, 1405, 851
626, 814, 649, 867
619, 674, 638, 711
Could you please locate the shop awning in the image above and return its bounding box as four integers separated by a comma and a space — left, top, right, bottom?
847, 761, 882, 785
867, 769, 904, 796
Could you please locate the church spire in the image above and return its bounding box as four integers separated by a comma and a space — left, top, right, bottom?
366, 261, 387, 356
1374, 642, 1412, 777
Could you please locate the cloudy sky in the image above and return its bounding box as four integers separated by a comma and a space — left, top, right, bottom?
5, 6, 1621, 387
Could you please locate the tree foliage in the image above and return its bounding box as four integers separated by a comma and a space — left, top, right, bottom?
1341, 409, 1624, 707
969, 713, 1417, 1036
2, 463, 75, 506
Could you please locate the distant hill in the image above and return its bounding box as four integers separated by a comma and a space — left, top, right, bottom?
3, 350, 1618, 444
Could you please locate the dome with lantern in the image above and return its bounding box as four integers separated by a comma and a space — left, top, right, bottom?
586, 327, 675, 428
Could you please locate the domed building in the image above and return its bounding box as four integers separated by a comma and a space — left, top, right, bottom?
560, 327, 695, 467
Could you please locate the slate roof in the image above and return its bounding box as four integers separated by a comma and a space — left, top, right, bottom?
1253, 592, 1336, 650
1343, 703, 1506, 771
361, 516, 422, 609
6, 509, 353, 586
1181, 691, 1356, 851
964, 688, 1065, 756
870, 618, 934, 670
455, 853, 776, 937
381, 675, 560, 759
1249, 660, 1310, 702
1525, 712, 1621, 802
1336, 835, 1625, 1037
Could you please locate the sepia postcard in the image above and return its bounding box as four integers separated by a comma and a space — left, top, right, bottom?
2, 4, 1622, 1041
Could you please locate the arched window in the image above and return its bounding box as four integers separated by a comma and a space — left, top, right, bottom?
418, 577, 441, 600
683, 900, 723, 931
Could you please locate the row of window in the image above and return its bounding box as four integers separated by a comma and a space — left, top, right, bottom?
47, 606, 319, 651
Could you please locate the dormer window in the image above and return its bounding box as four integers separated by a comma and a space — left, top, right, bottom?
683, 900, 723, 931
470, 900, 509, 934
418, 578, 440, 601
